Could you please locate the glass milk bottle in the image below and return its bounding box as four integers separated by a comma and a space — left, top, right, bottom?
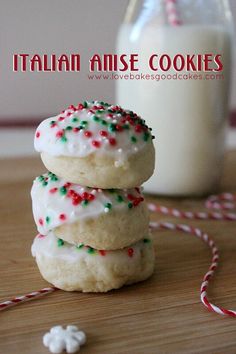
116, 0, 233, 196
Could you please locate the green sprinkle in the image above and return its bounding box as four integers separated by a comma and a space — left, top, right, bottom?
143, 132, 150, 141
93, 116, 100, 122
122, 124, 130, 130
38, 175, 44, 181
101, 120, 107, 125
42, 180, 48, 186
82, 200, 89, 206
51, 174, 58, 181
65, 126, 72, 130
143, 238, 151, 243
46, 216, 50, 224
61, 136, 67, 143
128, 202, 133, 209
50, 120, 56, 125
131, 136, 137, 143
76, 243, 84, 249
116, 195, 124, 202
87, 247, 95, 254
72, 117, 78, 123
57, 238, 64, 247
108, 123, 116, 133
105, 202, 112, 210
83, 101, 88, 108
60, 186, 67, 195
129, 111, 135, 117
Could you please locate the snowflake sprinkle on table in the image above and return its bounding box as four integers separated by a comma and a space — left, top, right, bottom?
43, 325, 86, 354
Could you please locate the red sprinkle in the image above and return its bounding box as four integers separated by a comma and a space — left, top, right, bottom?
116, 124, 123, 132
133, 197, 144, 207
49, 187, 58, 194
128, 248, 134, 257
73, 127, 80, 133
127, 116, 135, 126
84, 130, 92, 138
135, 124, 142, 133
127, 194, 135, 201
109, 138, 117, 146
88, 194, 95, 201
81, 192, 89, 200
99, 250, 107, 256
67, 189, 76, 198
92, 140, 101, 148
39, 218, 44, 226
59, 214, 66, 221
36, 131, 40, 138
56, 130, 64, 138
133, 199, 140, 207
64, 183, 71, 188
78, 103, 84, 110
72, 195, 82, 205
93, 105, 104, 110
100, 130, 108, 137
58, 116, 65, 121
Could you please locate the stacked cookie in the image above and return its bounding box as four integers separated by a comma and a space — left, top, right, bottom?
31, 101, 155, 292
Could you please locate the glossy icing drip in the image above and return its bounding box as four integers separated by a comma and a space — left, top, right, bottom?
34, 101, 154, 162
31, 172, 145, 235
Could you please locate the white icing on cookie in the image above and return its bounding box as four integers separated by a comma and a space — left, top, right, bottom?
31, 172, 145, 235
31, 231, 152, 261
34, 101, 154, 162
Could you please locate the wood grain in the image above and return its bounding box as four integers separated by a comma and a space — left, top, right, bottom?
0, 152, 236, 354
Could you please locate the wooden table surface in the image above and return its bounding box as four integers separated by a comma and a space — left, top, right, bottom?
0, 152, 236, 354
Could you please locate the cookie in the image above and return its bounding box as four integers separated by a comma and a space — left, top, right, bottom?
31, 172, 149, 250
34, 101, 155, 188
31, 232, 155, 292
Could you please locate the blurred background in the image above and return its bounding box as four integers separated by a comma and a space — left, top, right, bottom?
0, 0, 235, 157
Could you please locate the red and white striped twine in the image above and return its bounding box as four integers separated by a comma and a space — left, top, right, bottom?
0, 193, 236, 317
148, 192, 236, 221
0, 287, 57, 311
164, 0, 182, 26
149, 192, 236, 318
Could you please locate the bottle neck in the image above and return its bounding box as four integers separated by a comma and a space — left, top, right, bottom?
125, 0, 232, 29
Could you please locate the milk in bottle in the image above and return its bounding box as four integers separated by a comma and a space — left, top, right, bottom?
116, 0, 233, 196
